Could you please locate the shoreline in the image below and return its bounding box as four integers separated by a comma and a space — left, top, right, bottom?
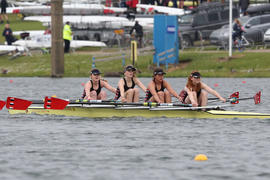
1, 49, 270, 78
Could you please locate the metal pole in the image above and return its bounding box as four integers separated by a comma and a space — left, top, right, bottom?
229, 0, 233, 57
122, 53, 125, 67
92, 57, 96, 68
51, 0, 64, 77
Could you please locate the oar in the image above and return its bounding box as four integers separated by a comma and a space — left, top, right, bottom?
0, 100, 6, 110
3, 97, 115, 110
6, 97, 33, 110
43, 97, 192, 110
228, 92, 240, 104
228, 91, 261, 104
208, 92, 239, 102
3, 96, 191, 110
208, 91, 261, 104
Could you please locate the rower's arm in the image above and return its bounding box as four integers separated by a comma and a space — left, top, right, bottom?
84, 81, 92, 100
148, 82, 161, 103
134, 78, 147, 92
102, 81, 117, 94
202, 83, 226, 102
118, 79, 126, 102
185, 87, 198, 107
164, 81, 182, 102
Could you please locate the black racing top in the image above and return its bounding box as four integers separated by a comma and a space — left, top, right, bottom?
90, 80, 102, 96
144, 81, 165, 101
123, 78, 135, 92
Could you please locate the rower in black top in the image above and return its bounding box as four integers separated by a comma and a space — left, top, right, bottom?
82, 69, 116, 100
145, 80, 165, 101
117, 65, 146, 103
89, 79, 102, 96
179, 71, 226, 107
123, 77, 135, 91
145, 68, 182, 103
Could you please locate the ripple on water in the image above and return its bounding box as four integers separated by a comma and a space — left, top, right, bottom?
1, 78, 270, 180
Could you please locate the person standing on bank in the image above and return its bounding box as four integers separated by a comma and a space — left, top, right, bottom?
2, 23, 14, 45
0, 0, 9, 24
63, 21, 72, 53
145, 68, 182, 103
130, 21, 143, 48
238, 0, 250, 16
82, 69, 117, 100
179, 71, 226, 107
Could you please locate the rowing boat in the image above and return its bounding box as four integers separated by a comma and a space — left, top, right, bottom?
8, 104, 270, 119
4, 91, 269, 119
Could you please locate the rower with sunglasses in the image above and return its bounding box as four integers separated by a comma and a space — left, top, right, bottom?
179, 71, 226, 107
116, 65, 146, 103
145, 68, 182, 103
82, 69, 117, 100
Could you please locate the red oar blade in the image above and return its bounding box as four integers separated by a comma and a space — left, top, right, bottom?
44, 96, 69, 110
254, 91, 261, 104
0, 100, 6, 110
230, 92, 239, 104
6, 97, 32, 110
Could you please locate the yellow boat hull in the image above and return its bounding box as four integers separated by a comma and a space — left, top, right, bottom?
8, 106, 270, 119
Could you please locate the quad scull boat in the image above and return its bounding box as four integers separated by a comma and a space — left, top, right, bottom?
7, 104, 270, 119
3, 91, 270, 119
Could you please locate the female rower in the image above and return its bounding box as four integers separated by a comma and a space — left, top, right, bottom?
145, 68, 182, 103
116, 65, 146, 102
82, 69, 117, 100
179, 71, 226, 107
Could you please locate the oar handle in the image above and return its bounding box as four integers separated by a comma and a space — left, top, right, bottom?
31, 100, 45, 104
69, 100, 191, 107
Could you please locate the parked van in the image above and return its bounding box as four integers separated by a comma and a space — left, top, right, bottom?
179, 2, 239, 48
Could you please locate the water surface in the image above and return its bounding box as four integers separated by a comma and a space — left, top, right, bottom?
0, 77, 270, 180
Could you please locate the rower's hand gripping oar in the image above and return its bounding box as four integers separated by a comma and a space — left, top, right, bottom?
208, 92, 239, 101
208, 92, 239, 104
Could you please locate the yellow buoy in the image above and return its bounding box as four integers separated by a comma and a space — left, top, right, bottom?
194, 154, 208, 161
52, 95, 57, 97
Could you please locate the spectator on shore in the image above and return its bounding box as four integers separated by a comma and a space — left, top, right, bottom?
239, 0, 250, 16
2, 23, 15, 45
63, 21, 72, 53
130, 21, 143, 48
0, 0, 9, 24
179, 0, 184, 9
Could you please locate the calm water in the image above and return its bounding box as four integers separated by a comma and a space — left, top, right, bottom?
1, 77, 270, 180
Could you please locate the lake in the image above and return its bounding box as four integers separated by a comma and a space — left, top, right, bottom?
0, 77, 270, 180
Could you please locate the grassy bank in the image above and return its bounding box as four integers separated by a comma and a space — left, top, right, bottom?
0, 14, 45, 43
1, 14, 270, 78
1, 50, 270, 77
